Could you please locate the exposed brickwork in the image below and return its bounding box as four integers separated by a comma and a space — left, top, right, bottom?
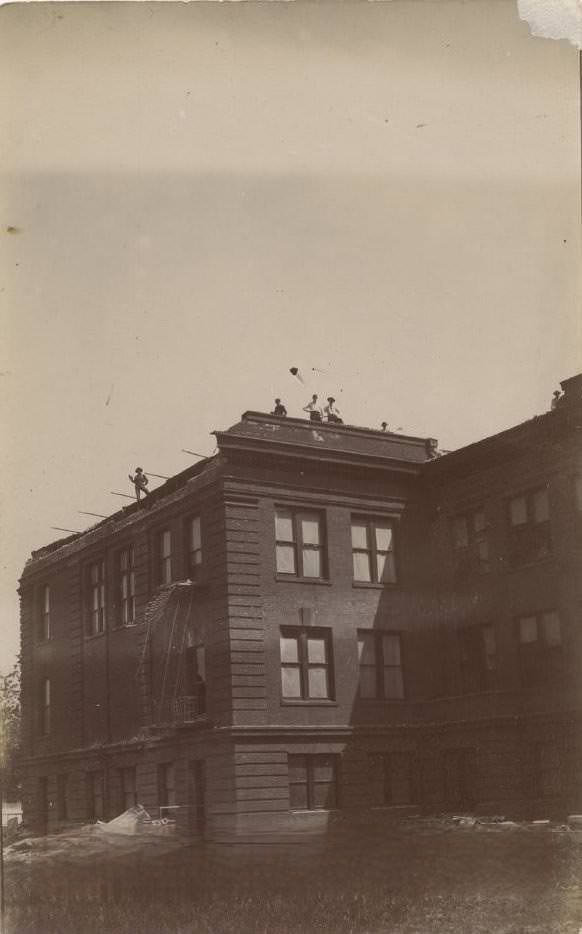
18, 394, 582, 838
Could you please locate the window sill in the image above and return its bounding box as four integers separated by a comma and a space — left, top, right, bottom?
352, 581, 399, 590
357, 697, 407, 704
84, 631, 106, 641
112, 622, 141, 631
290, 808, 336, 814
281, 699, 337, 707
505, 556, 554, 574
275, 575, 331, 586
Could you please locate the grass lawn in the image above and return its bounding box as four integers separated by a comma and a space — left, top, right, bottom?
6, 820, 582, 934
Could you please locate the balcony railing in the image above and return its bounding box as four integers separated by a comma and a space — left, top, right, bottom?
157, 695, 207, 725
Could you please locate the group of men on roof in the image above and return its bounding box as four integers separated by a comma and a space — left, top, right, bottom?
272, 394, 343, 424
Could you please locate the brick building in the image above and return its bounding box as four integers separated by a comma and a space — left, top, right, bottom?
18, 375, 582, 839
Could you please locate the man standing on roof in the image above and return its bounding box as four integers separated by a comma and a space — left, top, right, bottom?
272, 398, 288, 417
129, 467, 149, 501
303, 394, 323, 422
324, 397, 343, 424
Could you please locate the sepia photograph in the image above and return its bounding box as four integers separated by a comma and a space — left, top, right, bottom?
0, 1, 581, 932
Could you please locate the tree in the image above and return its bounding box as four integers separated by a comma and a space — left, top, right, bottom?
0, 660, 21, 801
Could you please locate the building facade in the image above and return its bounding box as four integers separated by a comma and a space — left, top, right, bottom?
18, 375, 582, 839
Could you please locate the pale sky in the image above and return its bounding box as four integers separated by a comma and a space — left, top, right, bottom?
0, 1, 580, 671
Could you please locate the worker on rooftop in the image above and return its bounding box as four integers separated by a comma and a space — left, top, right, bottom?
381, 421, 388, 432
303, 394, 323, 423
129, 467, 149, 502
324, 397, 343, 424
272, 398, 288, 417
551, 390, 564, 411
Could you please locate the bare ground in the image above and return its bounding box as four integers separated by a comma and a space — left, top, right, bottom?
6, 819, 582, 934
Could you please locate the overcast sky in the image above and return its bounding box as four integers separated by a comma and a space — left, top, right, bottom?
0, 1, 580, 671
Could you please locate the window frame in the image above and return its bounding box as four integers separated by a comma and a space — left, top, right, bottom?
156, 528, 174, 586
38, 676, 51, 736
506, 487, 552, 568
516, 609, 563, 688
186, 515, 203, 581
458, 623, 497, 694
119, 766, 138, 811
274, 507, 327, 581
367, 752, 419, 806
37, 583, 52, 641
56, 773, 68, 821
158, 762, 177, 810
184, 641, 207, 716
116, 544, 136, 627
351, 515, 398, 586
450, 507, 490, 575
87, 770, 105, 821
86, 559, 106, 637
288, 753, 339, 811
280, 626, 335, 703
357, 630, 406, 701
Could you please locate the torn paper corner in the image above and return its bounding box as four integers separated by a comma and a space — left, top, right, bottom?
517, 0, 582, 50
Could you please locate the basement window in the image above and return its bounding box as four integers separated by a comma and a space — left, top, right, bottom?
288, 754, 338, 811
368, 752, 418, 805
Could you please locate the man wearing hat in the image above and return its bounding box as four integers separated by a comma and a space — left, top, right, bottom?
129, 467, 149, 501
324, 397, 343, 424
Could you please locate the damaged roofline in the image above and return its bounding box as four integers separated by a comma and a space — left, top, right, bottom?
24, 452, 219, 572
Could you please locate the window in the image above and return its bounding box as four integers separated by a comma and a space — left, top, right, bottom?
518, 610, 562, 687
351, 517, 397, 584
288, 754, 338, 810
458, 624, 497, 694
357, 631, 404, 700
187, 516, 203, 580
184, 641, 206, 716
57, 774, 68, 821
87, 560, 106, 635
38, 677, 51, 735
157, 530, 173, 585
38, 584, 51, 640
117, 546, 136, 626
158, 763, 176, 809
280, 628, 333, 701
275, 508, 326, 579
508, 488, 551, 567
87, 770, 105, 821
119, 767, 138, 810
368, 752, 417, 805
451, 509, 490, 574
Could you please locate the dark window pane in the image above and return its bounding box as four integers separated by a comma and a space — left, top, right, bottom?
289, 783, 309, 810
